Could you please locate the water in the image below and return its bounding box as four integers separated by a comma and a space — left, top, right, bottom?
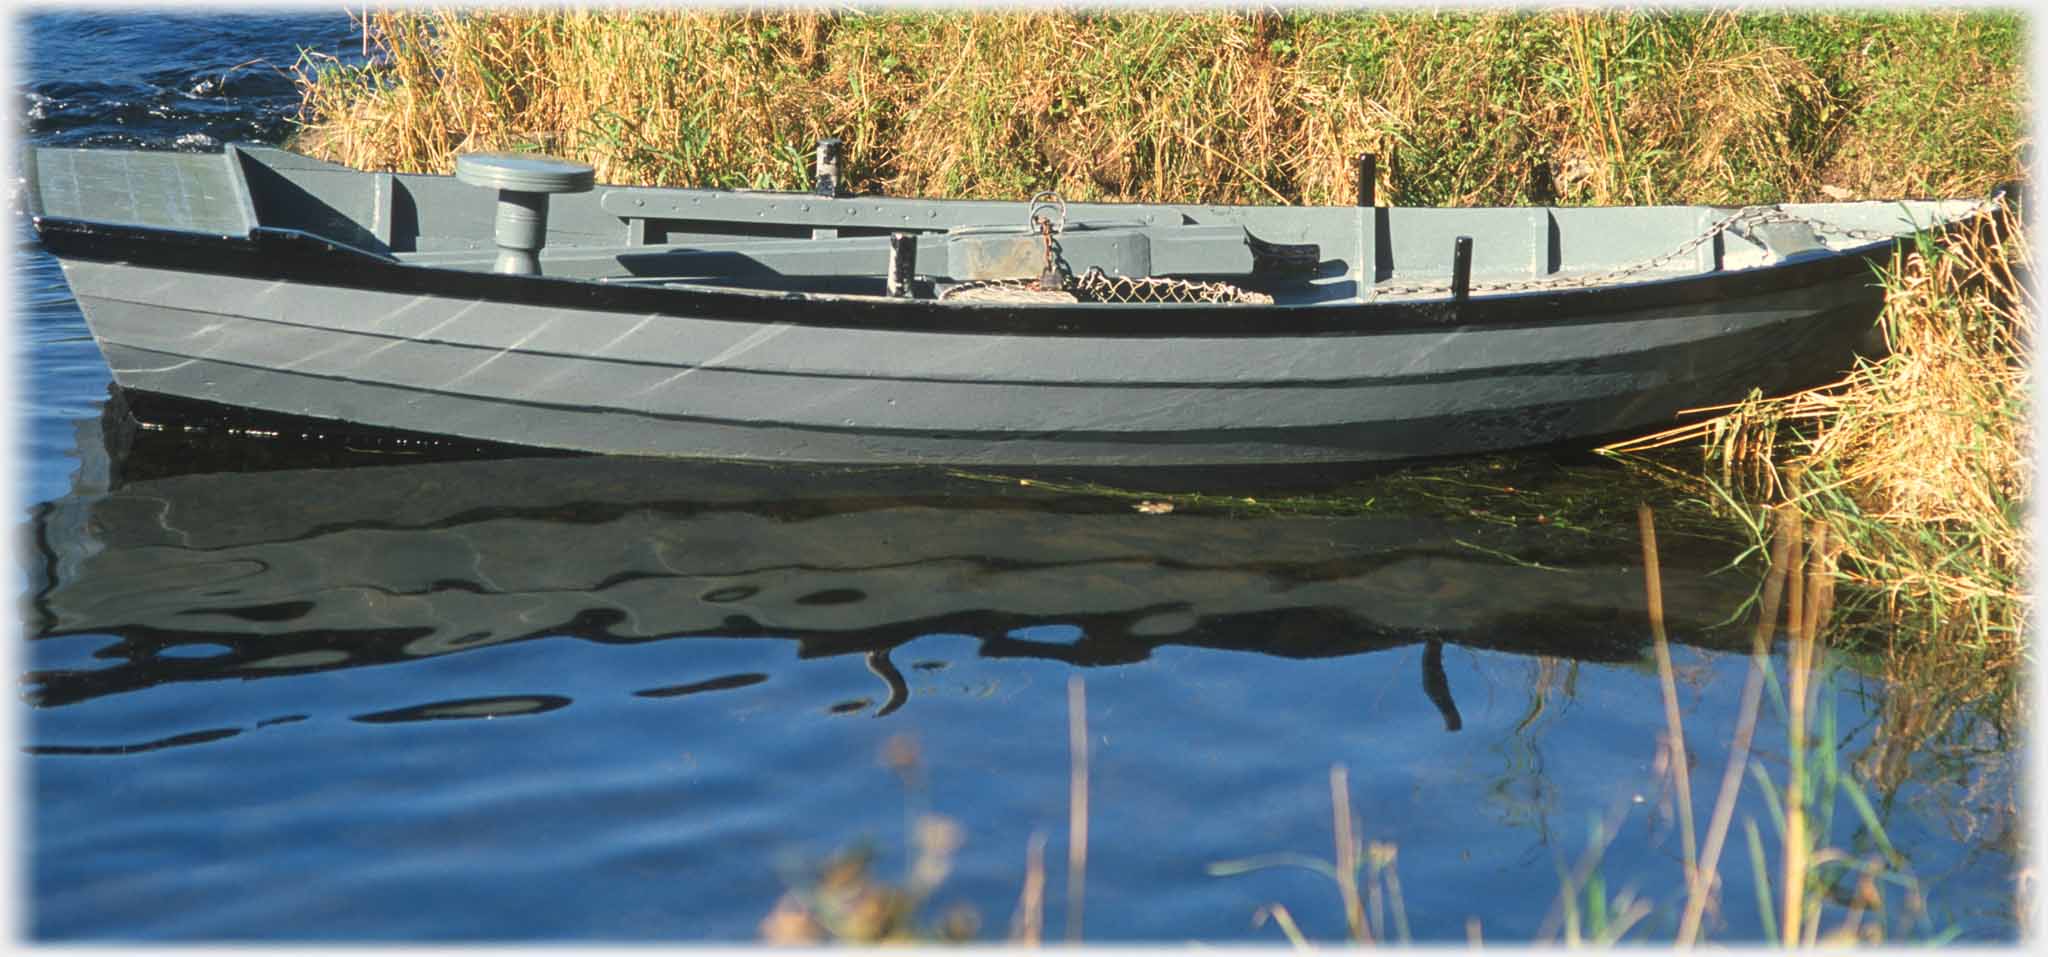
13, 12, 2022, 943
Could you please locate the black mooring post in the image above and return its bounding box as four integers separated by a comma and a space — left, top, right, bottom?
1451, 235, 1473, 302
1530, 161, 1556, 206
1993, 180, 2026, 227
887, 232, 916, 298
1987, 180, 2026, 248
1355, 152, 1377, 208
814, 137, 843, 197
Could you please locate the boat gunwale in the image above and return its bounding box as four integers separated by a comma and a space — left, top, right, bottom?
29, 210, 1944, 340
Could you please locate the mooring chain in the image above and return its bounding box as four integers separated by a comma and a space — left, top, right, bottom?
1034, 216, 1065, 290
1370, 205, 1908, 299
1026, 191, 1073, 292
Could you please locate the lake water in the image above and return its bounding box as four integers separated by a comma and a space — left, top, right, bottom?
12, 11, 2023, 943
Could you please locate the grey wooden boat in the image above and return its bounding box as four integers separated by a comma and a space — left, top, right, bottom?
24, 141, 2001, 466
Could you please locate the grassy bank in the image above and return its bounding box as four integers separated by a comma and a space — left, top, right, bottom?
292, 9, 2031, 701
294, 9, 2024, 205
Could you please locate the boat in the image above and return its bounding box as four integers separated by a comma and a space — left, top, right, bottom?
23, 140, 2006, 466
27, 393, 1758, 719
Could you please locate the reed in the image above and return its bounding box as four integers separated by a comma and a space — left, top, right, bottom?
293, 9, 2023, 207
1208, 760, 1415, 946
1676, 511, 1794, 946
1331, 764, 1369, 943
1009, 831, 1046, 945
1607, 200, 2030, 714
1638, 503, 1698, 889
1642, 505, 1942, 947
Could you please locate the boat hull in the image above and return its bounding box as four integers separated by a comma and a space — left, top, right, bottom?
60, 257, 1882, 466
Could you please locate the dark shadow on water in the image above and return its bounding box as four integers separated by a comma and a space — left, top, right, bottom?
24, 388, 1761, 716
104, 387, 1639, 493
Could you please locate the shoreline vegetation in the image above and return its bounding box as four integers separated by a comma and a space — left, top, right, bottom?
293, 9, 2023, 206
289, 9, 2028, 942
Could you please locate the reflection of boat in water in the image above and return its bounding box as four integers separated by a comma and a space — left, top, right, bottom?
27, 391, 1756, 720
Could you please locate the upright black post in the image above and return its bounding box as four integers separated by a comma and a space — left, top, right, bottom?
1355, 152, 1377, 208
887, 232, 917, 298
1451, 235, 1473, 302
814, 137, 843, 197
1530, 161, 1556, 205
1993, 180, 2025, 224
1990, 180, 2026, 247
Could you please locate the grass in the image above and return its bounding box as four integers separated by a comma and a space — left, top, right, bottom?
1605, 200, 2030, 718
292, 9, 2023, 206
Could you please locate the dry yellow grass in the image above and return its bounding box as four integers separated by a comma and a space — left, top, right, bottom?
1609, 201, 2029, 709
293, 9, 2023, 206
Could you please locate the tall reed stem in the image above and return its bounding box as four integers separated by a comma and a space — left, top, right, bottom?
1780, 518, 1810, 947
1011, 831, 1046, 945
1677, 509, 1797, 946
1331, 764, 1368, 942
1638, 504, 1698, 886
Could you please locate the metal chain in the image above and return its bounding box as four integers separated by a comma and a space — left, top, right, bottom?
940, 269, 1273, 304
1029, 192, 1073, 291
1369, 205, 1905, 299
1033, 216, 1067, 291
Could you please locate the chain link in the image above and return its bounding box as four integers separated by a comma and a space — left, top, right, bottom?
941, 269, 1275, 304
1369, 205, 1905, 299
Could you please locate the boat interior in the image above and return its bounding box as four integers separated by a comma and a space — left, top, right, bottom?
27, 142, 1986, 305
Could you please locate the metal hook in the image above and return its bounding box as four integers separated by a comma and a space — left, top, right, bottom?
1027, 190, 1068, 234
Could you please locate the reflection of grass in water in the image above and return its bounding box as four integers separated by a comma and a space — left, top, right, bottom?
763, 506, 1978, 944
951, 457, 1730, 534
1485, 657, 1574, 856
